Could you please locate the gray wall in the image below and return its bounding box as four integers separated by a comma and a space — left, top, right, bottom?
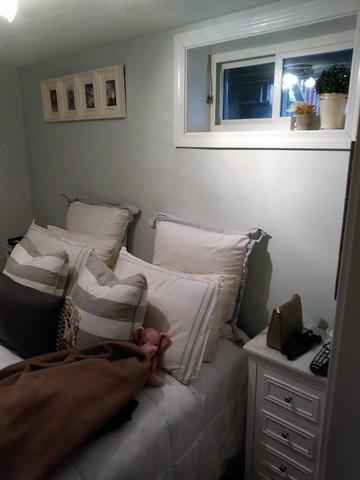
20, 29, 349, 337
0, 63, 32, 267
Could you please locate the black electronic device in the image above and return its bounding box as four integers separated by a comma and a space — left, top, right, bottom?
310, 341, 332, 376
281, 330, 321, 361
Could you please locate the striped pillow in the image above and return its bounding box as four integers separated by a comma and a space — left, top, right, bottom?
3, 237, 69, 296
26, 222, 92, 294
71, 252, 147, 346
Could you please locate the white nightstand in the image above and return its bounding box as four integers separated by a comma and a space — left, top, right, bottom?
244, 329, 329, 480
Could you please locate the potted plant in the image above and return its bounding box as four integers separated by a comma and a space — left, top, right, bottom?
288, 102, 315, 130
315, 64, 350, 129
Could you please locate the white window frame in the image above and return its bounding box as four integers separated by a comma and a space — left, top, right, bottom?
174, 0, 360, 149
210, 34, 354, 131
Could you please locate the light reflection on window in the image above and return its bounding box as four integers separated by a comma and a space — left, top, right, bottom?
280, 49, 353, 117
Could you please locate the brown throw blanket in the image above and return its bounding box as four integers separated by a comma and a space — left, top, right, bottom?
0, 341, 150, 480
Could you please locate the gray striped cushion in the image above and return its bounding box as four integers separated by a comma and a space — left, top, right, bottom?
26, 222, 92, 294
3, 237, 69, 296
71, 252, 147, 346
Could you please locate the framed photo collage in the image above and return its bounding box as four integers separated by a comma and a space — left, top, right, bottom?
41, 65, 126, 122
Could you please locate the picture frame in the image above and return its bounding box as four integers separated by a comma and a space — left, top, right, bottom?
40, 79, 62, 121
97, 65, 126, 118
40, 65, 127, 122
59, 75, 79, 119
77, 70, 100, 118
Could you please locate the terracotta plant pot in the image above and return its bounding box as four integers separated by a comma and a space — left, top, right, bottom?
295, 113, 313, 130
319, 93, 347, 129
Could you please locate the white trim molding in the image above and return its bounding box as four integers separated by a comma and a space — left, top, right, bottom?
174, 0, 360, 150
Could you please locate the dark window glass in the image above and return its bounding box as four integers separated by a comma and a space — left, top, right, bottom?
281, 49, 353, 117
222, 62, 275, 120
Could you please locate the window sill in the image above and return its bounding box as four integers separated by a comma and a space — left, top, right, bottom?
175, 129, 353, 150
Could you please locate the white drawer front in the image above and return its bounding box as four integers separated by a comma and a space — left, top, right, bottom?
260, 445, 313, 480
263, 374, 320, 423
263, 410, 316, 459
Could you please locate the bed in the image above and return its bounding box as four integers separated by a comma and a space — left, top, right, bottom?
0, 338, 248, 480
0, 204, 263, 479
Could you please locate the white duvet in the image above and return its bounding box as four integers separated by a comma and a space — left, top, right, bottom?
0, 339, 248, 480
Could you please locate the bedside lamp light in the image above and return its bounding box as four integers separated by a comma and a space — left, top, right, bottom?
0, 0, 18, 23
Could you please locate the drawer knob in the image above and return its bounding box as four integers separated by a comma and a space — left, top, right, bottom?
284, 394, 293, 404
279, 464, 287, 474
281, 431, 289, 439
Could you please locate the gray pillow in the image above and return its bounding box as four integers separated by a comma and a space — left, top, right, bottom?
0, 274, 65, 358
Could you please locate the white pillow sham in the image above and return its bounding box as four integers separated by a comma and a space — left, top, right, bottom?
26, 222, 92, 294
114, 248, 223, 384
47, 225, 117, 268
64, 198, 139, 268
196, 273, 238, 361
150, 213, 267, 358
66, 199, 132, 240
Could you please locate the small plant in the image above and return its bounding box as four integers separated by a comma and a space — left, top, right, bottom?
288, 102, 315, 114
315, 64, 350, 95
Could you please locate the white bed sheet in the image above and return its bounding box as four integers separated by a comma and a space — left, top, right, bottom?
0, 339, 248, 480
51, 339, 248, 480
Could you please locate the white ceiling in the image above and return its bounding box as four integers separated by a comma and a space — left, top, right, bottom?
0, 0, 278, 66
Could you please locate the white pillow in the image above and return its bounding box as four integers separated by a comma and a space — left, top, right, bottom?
150, 213, 267, 354
26, 222, 92, 294
71, 252, 148, 346
114, 248, 222, 384
47, 225, 117, 268
65, 198, 139, 268
197, 273, 239, 361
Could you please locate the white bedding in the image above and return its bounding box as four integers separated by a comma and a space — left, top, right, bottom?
0, 339, 248, 480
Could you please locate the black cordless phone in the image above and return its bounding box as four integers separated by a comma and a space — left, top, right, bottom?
310, 341, 332, 376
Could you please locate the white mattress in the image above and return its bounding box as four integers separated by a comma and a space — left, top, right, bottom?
0, 339, 248, 480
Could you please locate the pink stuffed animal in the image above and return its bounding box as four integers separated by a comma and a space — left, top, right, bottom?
133, 326, 171, 387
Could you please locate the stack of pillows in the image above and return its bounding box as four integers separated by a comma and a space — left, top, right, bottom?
1, 198, 266, 384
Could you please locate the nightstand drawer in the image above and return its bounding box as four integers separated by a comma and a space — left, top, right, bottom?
262, 410, 315, 459
259, 445, 313, 480
262, 372, 321, 423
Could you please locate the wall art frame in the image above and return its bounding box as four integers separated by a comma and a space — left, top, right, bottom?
40, 64, 126, 122
59, 75, 79, 119
41, 78, 62, 121
97, 65, 126, 118
77, 70, 100, 119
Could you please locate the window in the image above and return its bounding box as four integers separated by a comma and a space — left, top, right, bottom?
213, 45, 353, 128
221, 58, 275, 120
177, 2, 360, 149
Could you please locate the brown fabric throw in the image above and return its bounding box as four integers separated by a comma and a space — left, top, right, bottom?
0, 341, 150, 480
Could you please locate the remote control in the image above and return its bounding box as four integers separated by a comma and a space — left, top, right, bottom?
310, 341, 332, 376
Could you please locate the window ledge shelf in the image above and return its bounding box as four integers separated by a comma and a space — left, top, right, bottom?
175, 129, 353, 150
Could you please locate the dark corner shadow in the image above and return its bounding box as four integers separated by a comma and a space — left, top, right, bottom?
126, 210, 142, 253
144, 304, 170, 331
238, 237, 273, 338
